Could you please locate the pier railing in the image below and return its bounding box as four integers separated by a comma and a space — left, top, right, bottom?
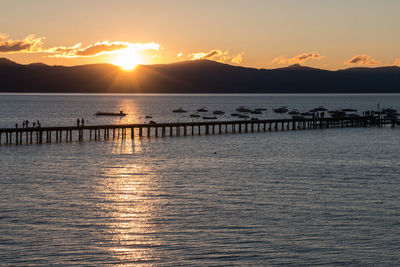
0, 117, 397, 145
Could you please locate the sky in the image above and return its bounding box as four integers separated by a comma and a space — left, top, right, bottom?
1, 0, 399, 70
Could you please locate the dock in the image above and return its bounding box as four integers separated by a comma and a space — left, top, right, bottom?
0, 116, 398, 145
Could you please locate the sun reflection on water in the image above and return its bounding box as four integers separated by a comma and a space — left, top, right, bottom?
96, 142, 163, 263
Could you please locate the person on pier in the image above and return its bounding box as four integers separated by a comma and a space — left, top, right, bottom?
81, 118, 84, 127
77, 118, 80, 127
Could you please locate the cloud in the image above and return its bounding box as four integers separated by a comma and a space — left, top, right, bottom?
188, 49, 229, 62
394, 59, 400, 66
187, 49, 244, 64
271, 52, 324, 65
345, 55, 379, 65
48, 41, 161, 58
231, 53, 244, 64
0, 33, 44, 53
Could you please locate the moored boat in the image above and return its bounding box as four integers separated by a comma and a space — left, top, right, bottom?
95, 111, 126, 116
173, 108, 187, 113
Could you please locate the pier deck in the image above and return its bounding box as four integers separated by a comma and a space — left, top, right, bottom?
0, 117, 397, 145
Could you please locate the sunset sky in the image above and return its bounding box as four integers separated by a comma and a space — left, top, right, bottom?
1, 0, 399, 70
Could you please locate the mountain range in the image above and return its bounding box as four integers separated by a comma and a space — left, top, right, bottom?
1, 57, 399, 93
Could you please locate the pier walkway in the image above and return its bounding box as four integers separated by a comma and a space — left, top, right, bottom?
0, 117, 397, 145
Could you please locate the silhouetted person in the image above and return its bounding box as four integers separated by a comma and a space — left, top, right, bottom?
15, 123, 18, 128
33, 122, 36, 128
81, 118, 84, 127
26, 120, 29, 128
77, 118, 80, 127
22, 121, 25, 128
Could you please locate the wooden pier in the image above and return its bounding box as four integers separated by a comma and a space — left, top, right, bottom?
0, 117, 397, 145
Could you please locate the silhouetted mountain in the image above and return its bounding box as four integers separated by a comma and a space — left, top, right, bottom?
0, 58, 399, 93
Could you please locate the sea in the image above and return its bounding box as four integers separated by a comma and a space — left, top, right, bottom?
0, 94, 399, 266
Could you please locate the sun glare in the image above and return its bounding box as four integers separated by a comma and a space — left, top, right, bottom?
112, 48, 143, 71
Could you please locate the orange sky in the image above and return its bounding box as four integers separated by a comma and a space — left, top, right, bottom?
1, 0, 399, 70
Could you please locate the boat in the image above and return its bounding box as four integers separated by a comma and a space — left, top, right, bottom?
236, 107, 252, 113
202, 116, 217, 120
273, 107, 288, 113
145, 115, 152, 118
149, 120, 157, 125
95, 111, 126, 116
238, 114, 249, 119
213, 110, 225, 115
231, 113, 240, 117
250, 110, 262, 114
196, 108, 208, 112
172, 108, 187, 113
255, 108, 267, 111
190, 114, 201, 118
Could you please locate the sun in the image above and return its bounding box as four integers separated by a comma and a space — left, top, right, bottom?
112, 48, 143, 71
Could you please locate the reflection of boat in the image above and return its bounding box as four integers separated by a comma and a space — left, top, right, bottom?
172, 108, 187, 113
314, 106, 328, 111
273, 107, 288, 113
196, 108, 208, 112
213, 110, 225, 115
236, 107, 251, 113
203, 116, 217, 120
95, 111, 126, 116
292, 115, 305, 119
238, 114, 249, 119
342, 108, 358, 112
288, 109, 300, 115
190, 114, 201, 118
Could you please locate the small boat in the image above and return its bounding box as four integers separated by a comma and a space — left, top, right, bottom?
213, 110, 225, 115
145, 115, 152, 118
231, 113, 240, 117
190, 114, 201, 118
273, 107, 288, 114
203, 116, 217, 120
172, 108, 187, 113
95, 111, 126, 116
196, 108, 208, 112
255, 108, 267, 111
238, 114, 249, 119
149, 120, 157, 125
250, 110, 262, 114
236, 107, 252, 113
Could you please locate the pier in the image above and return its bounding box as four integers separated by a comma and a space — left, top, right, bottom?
0, 117, 397, 145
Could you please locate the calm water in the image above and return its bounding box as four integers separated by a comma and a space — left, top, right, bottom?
1, 94, 400, 266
